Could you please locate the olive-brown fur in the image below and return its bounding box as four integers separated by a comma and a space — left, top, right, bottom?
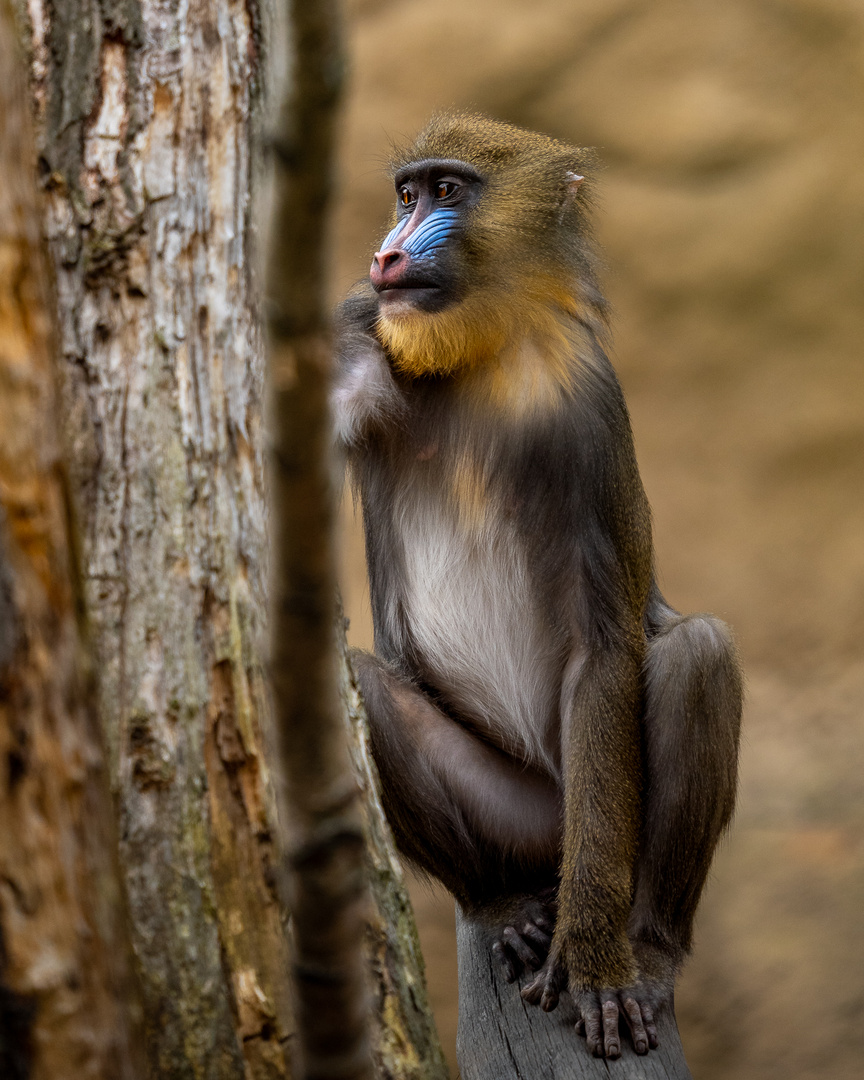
333, 112, 742, 1058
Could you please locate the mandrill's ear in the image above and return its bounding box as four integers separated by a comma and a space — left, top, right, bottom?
557, 171, 585, 223
564, 171, 585, 201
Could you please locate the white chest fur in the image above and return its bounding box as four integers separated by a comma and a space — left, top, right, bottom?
396, 484, 562, 776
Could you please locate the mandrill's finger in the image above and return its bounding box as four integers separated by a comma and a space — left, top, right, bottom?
522, 955, 566, 1011
601, 996, 621, 1059
501, 926, 540, 970
520, 976, 542, 1005
582, 1001, 603, 1057
540, 981, 560, 1012
620, 995, 649, 1055
491, 940, 516, 983
519, 921, 552, 952
531, 909, 556, 934
641, 1001, 659, 1049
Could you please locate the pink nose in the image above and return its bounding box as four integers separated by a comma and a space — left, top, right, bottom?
372, 249, 404, 273
370, 248, 407, 289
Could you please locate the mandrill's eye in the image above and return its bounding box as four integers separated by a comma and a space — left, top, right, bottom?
399, 187, 412, 207
436, 181, 456, 199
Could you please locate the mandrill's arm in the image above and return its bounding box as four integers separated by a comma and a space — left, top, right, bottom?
520, 353, 656, 1057
331, 288, 405, 449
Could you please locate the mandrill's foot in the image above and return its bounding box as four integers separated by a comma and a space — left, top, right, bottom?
487, 888, 557, 983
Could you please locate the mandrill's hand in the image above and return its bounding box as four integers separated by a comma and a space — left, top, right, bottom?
331, 288, 406, 449
521, 938, 676, 1058
571, 988, 659, 1058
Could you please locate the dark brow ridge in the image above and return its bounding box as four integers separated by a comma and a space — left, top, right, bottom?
393, 158, 484, 189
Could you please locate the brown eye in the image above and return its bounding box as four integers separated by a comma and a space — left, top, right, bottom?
400, 188, 411, 207
436, 182, 454, 199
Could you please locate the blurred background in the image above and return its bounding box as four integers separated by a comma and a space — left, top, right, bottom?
332, 1, 864, 1077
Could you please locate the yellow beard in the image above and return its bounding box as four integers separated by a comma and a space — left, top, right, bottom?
377, 292, 506, 377
376, 279, 579, 380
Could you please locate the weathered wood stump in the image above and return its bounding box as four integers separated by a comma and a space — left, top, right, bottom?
456, 910, 693, 1080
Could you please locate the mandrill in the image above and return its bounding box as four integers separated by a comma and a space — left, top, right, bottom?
332, 112, 742, 1059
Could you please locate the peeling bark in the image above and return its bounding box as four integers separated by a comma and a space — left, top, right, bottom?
23, 0, 295, 1074
0, 4, 148, 1075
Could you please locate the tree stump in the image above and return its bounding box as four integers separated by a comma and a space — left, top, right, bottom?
456, 910, 693, 1080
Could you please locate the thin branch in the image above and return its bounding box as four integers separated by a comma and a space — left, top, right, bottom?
265, 3, 372, 1079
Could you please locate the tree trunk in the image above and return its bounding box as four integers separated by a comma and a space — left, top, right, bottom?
0, 4, 148, 1076
24, 0, 296, 1074
21, 0, 452, 1073
455, 911, 693, 1080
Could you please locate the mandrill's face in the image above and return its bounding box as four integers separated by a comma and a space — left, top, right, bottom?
368, 119, 590, 379
369, 158, 484, 317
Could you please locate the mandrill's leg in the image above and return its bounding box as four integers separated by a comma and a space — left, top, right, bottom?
629, 611, 742, 988
351, 650, 562, 975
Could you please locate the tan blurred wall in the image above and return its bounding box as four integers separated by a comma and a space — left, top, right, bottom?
334, 3, 864, 1077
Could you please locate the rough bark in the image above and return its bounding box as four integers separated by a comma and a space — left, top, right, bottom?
23, 0, 296, 1074
455, 911, 693, 1080
338, 630, 449, 1080
265, 0, 374, 1076
0, 5, 148, 1076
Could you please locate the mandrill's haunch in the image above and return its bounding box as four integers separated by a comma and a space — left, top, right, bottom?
332, 112, 742, 1060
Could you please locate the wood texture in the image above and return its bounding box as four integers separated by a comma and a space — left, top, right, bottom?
24, 0, 295, 1074
339, 629, 449, 1080
456, 911, 692, 1080
0, 4, 148, 1075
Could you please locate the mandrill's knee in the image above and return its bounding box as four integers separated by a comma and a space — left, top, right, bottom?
347, 647, 377, 690
348, 649, 427, 750
348, 649, 395, 731
648, 612, 739, 681
645, 614, 743, 744
674, 613, 735, 664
